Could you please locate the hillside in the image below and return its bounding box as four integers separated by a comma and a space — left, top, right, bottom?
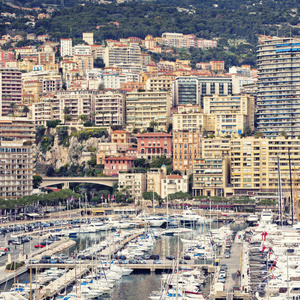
33, 1, 300, 44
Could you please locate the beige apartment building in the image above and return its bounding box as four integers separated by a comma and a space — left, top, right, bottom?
229, 137, 300, 196
173, 94, 254, 137
203, 94, 255, 136
32, 97, 52, 126
94, 91, 125, 127
193, 156, 230, 197
145, 76, 174, 93
173, 130, 202, 172
172, 104, 215, 133
202, 138, 231, 158
22, 79, 43, 103
0, 141, 34, 199
161, 174, 188, 198
52, 90, 97, 125
146, 166, 167, 197
193, 136, 300, 197
118, 173, 146, 200
126, 91, 171, 132
0, 117, 35, 142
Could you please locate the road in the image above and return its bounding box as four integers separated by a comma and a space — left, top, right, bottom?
220, 241, 242, 296
0, 234, 46, 267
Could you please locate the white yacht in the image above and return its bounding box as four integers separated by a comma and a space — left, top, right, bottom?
261, 209, 273, 223
246, 214, 259, 223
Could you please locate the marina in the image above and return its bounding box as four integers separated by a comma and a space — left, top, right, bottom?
0, 208, 298, 299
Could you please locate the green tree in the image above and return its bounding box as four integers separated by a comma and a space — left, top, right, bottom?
98, 83, 105, 91
63, 107, 70, 115
64, 115, 72, 122
22, 105, 30, 114
33, 175, 43, 188
46, 166, 55, 177
46, 120, 61, 128
94, 58, 105, 68
9, 102, 17, 115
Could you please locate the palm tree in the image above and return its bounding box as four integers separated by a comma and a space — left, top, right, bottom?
79, 114, 88, 123
23, 105, 30, 115
63, 106, 70, 115
64, 115, 72, 122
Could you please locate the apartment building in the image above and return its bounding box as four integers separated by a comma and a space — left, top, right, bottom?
103, 156, 135, 176
22, 79, 42, 103
60, 38, 73, 57
73, 44, 92, 56
126, 91, 171, 132
145, 76, 174, 92
173, 130, 202, 172
32, 97, 52, 126
162, 32, 184, 47
161, 174, 188, 198
0, 141, 34, 199
73, 54, 94, 73
173, 76, 232, 107
172, 104, 215, 133
146, 166, 167, 196
229, 137, 300, 196
103, 44, 141, 68
203, 94, 255, 136
257, 37, 300, 138
94, 91, 125, 127
136, 132, 172, 160
83, 33, 94, 45
118, 173, 146, 200
0, 68, 22, 116
42, 75, 62, 93
111, 130, 131, 144
193, 156, 230, 197
0, 117, 35, 142
202, 138, 230, 158
52, 90, 97, 125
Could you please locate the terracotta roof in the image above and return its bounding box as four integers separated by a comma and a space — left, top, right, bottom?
166, 175, 183, 179
112, 130, 130, 134
137, 132, 172, 137
105, 156, 136, 161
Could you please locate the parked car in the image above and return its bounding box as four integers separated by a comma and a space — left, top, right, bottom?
217, 277, 225, 283
28, 259, 39, 264
225, 252, 230, 258
153, 260, 161, 264
183, 255, 191, 260
150, 255, 159, 260
49, 259, 57, 264
166, 255, 176, 260
65, 259, 75, 264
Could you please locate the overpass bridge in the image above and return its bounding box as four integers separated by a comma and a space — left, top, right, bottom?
40, 176, 118, 189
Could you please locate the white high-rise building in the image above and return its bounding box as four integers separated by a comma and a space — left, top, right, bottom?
60, 38, 73, 57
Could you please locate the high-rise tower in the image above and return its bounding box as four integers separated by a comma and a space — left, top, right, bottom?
257, 37, 300, 137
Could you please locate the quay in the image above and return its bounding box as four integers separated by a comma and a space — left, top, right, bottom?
36, 266, 89, 299
28, 262, 217, 274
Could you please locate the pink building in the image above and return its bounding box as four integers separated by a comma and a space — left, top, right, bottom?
125, 147, 138, 157
137, 132, 172, 160
104, 156, 136, 176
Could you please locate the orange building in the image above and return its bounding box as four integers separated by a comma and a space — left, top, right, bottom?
173, 130, 202, 172
111, 130, 131, 144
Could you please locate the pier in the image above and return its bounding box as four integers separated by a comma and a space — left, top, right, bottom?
28, 262, 217, 274
36, 266, 89, 299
